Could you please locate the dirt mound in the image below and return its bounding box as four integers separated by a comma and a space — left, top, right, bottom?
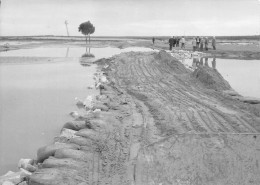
192, 66, 231, 91
155, 50, 189, 74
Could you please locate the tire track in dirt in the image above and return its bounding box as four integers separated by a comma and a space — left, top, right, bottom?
88, 51, 260, 185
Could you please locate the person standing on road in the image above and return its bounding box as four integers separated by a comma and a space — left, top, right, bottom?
196, 36, 200, 50
205, 37, 209, 51
169, 36, 174, 50
152, 37, 155, 45
173, 36, 177, 47
192, 38, 196, 51
212, 36, 216, 50
180, 36, 185, 49
176, 37, 180, 47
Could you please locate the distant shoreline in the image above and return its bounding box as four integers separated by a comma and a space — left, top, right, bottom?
1, 35, 260, 41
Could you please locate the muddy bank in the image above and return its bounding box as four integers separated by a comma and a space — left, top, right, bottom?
95, 50, 260, 185
1, 37, 259, 60
1, 50, 260, 185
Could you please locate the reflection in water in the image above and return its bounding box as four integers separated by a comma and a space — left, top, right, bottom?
179, 57, 260, 98
82, 47, 95, 58
212, 57, 216, 69
192, 58, 197, 69
191, 57, 217, 70
204, 57, 209, 67
199, 58, 203, 66
65, 47, 70, 57
80, 47, 95, 67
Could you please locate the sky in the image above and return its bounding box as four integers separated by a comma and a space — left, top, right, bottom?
0, 0, 260, 36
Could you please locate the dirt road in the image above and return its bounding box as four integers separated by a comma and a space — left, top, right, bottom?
28, 50, 260, 185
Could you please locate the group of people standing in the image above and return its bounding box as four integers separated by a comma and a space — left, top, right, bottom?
167, 36, 217, 51
168, 36, 186, 50
191, 36, 216, 51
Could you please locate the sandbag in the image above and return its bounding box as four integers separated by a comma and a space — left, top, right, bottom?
2, 181, 15, 185
83, 95, 94, 110
59, 128, 79, 139
53, 136, 69, 143
54, 148, 92, 162
86, 119, 109, 131
75, 129, 100, 140
29, 168, 87, 185
96, 94, 109, 102
92, 102, 109, 111
69, 136, 93, 146
62, 121, 87, 131
100, 89, 115, 95
18, 158, 36, 172
0, 171, 22, 184
37, 143, 80, 163
106, 101, 121, 110
0, 169, 31, 185
42, 157, 88, 170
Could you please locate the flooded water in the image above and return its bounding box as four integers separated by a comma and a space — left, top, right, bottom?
0, 46, 154, 58
182, 57, 260, 98
0, 58, 98, 175
0, 46, 155, 175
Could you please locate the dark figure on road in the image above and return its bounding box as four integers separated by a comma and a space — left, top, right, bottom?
173, 36, 176, 47
176, 37, 180, 47
196, 36, 200, 50
169, 36, 174, 50
152, 37, 155, 44
205, 37, 209, 51
200, 37, 204, 51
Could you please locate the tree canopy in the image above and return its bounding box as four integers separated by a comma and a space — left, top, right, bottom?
78, 21, 95, 36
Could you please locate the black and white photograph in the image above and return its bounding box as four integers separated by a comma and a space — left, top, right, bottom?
0, 0, 260, 184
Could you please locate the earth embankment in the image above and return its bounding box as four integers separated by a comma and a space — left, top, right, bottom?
28, 50, 260, 185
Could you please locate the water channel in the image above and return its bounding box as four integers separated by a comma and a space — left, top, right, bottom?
182, 57, 260, 98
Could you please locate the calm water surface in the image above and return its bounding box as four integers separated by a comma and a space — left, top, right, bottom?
183, 58, 260, 98
0, 46, 155, 58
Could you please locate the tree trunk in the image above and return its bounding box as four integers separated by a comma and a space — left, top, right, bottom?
89, 34, 91, 44
85, 35, 87, 44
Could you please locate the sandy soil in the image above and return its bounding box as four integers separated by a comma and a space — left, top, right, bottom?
24, 50, 260, 185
